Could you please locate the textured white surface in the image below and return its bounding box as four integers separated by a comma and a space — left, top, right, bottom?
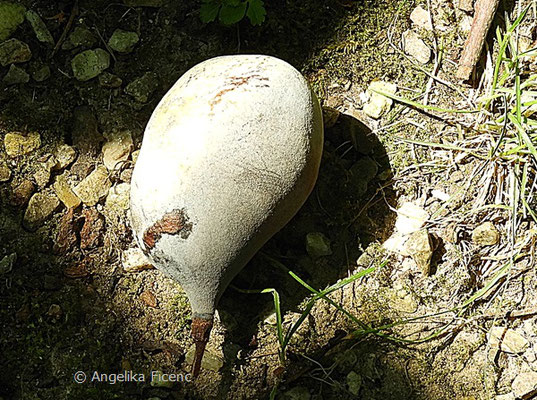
130, 55, 323, 318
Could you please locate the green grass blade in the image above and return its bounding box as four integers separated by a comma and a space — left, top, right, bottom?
372, 90, 477, 114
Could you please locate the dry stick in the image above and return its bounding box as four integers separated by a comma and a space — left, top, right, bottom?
457, 0, 501, 80
51, 0, 79, 58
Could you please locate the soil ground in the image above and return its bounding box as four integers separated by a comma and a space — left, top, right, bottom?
1, 0, 536, 399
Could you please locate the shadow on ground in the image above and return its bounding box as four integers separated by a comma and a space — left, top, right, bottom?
0, 0, 411, 399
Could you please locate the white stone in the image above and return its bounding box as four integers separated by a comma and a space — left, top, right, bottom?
395, 202, 430, 235
402, 30, 431, 64
0, 253, 16, 275
130, 55, 323, 319
512, 371, 537, 398
102, 130, 133, 170
122, 247, 154, 272
105, 182, 130, 212
54, 144, 77, 170
410, 6, 433, 30
431, 189, 450, 201
488, 327, 529, 354
460, 15, 473, 34
383, 232, 408, 254
363, 81, 397, 119
73, 165, 112, 206
494, 393, 515, 400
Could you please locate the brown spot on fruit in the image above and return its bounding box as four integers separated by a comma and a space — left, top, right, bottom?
143, 208, 192, 251
210, 74, 269, 110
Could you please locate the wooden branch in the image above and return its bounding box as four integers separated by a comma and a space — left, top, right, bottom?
456, 0, 500, 80
51, 0, 79, 59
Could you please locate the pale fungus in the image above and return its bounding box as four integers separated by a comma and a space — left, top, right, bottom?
130, 55, 323, 376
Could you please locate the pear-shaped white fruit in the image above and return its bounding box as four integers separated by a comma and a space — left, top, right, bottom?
130, 54, 323, 375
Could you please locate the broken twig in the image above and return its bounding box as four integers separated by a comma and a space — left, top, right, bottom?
51, 0, 79, 58
456, 0, 500, 80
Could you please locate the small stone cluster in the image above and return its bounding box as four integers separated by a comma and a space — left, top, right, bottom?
0, 2, 158, 104
0, 104, 152, 276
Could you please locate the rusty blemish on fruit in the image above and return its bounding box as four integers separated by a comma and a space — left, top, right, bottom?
143, 208, 192, 252
210, 74, 269, 110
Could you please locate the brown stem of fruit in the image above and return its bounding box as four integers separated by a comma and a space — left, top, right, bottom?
456, 0, 500, 80
191, 317, 213, 378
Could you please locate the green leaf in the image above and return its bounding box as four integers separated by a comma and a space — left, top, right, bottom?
246, 0, 266, 25
200, 0, 221, 23
219, 2, 247, 24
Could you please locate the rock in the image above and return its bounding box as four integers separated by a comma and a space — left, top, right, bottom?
402, 30, 431, 64
122, 247, 154, 272
102, 130, 133, 170
0, 38, 31, 66
346, 371, 362, 396
105, 182, 130, 212
71, 106, 103, 155
108, 29, 139, 53
33, 154, 57, 189
0, 2, 26, 41
410, 6, 433, 30
30, 63, 50, 82
458, 0, 474, 12
79, 208, 104, 249
10, 179, 34, 206
73, 165, 112, 206
131, 149, 140, 164
71, 48, 110, 81
349, 156, 378, 189
0, 252, 16, 275
472, 221, 499, 246
395, 202, 429, 235
119, 168, 132, 182
62, 26, 97, 50
322, 106, 340, 129
363, 81, 397, 119
140, 290, 158, 307
33, 167, 50, 188
54, 208, 78, 254
281, 386, 311, 400
53, 173, 81, 208
23, 191, 60, 231
2, 64, 29, 84
431, 189, 450, 201
98, 71, 122, 88
404, 228, 433, 275
46, 304, 62, 320
460, 15, 473, 34
4, 131, 40, 156
185, 345, 224, 372
149, 370, 174, 388
488, 327, 529, 354
495, 393, 515, 400
123, 0, 163, 6
511, 371, 537, 399
0, 161, 11, 181
263, 312, 277, 325
306, 232, 332, 259
63, 259, 90, 278
125, 72, 159, 103
25, 10, 54, 45
53, 144, 77, 170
